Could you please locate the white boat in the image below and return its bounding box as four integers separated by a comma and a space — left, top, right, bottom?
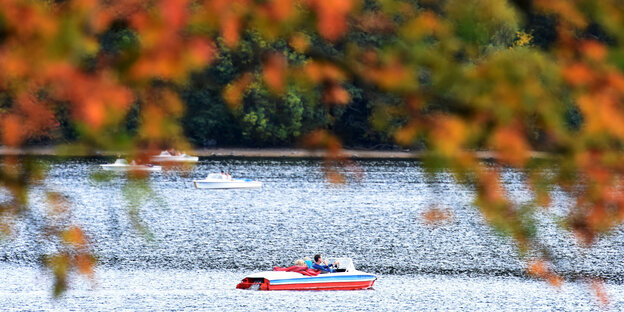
100, 159, 162, 172
236, 258, 376, 290
150, 151, 198, 163
193, 173, 262, 189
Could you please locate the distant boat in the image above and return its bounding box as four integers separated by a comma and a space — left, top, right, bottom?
193, 173, 262, 189
150, 151, 199, 163
100, 159, 162, 172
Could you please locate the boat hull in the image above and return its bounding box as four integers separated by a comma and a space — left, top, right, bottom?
100, 164, 162, 172
236, 272, 376, 291
150, 156, 199, 163
193, 180, 262, 189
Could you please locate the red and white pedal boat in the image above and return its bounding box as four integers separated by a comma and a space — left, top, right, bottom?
236, 258, 376, 291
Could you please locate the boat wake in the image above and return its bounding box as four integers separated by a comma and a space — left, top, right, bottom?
248, 284, 261, 291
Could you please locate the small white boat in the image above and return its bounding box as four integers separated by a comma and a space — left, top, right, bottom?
100, 159, 162, 172
193, 173, 262, 189
150, 151, 198, 163
236, 258, 376, 290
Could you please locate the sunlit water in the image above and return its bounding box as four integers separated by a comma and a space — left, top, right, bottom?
1, 157, 624, 311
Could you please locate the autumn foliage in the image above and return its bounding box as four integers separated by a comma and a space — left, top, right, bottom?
1, 0, 624, 300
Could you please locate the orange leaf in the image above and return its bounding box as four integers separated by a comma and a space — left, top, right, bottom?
62, 226, 87, 248
394, 122, 419, 146
289, 33, 310, 53
267, 0, 295, 21
0, 52, 28, 80
577, 93, 624, 138
491, 125, 529, 167
527, 259, 548, 277
160, 89, 184, 115
547, 274, 563, 288
16, 93, 57, 138
607, 71, 624, 92
366, 60, 414, 91
83, 98, 106, 129
402, 11, 447, 40
141, 105, 165, 139
323, 84, 350, 105
431, 115, 467, 157
421, 207, 453, 226
326, 169, 346, 184
308, 0, 355, 41
75, 253, 95, 277
223, 73, 253, 108
1, 114, 24, 147
222, 14, 241, 48
581, 40, 607, 61
188, 38, 216, 68
478, 170, 505, 203
303, 129, 342, 153
302, 61, 347, 83
262, 53, 287, 94
562, 62, 594, 86
160, 0, 188, 29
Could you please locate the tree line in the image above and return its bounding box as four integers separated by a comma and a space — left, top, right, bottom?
46, 5, 572, 150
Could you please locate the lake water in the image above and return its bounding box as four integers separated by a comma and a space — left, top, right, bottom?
1, 157, 623, 311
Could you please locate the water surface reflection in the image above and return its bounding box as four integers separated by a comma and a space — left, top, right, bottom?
1, 157, 623, 310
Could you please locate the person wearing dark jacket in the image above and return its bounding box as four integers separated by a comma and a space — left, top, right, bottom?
311, 254, 339, 273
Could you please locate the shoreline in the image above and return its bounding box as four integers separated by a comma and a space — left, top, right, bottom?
0, 146, 550, 160
0, 146, 420, 159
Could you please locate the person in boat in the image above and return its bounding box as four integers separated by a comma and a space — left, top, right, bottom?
311, 254, 339, 273
294, 259, 306, 267
303, 257, 314, 268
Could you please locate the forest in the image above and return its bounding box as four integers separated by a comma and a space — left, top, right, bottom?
35, 1, 577, 149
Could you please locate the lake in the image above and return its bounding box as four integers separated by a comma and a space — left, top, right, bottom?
0, 157, 623, 311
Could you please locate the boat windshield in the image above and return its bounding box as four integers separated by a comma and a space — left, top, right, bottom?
114, 159, 128, 165
159, 151, 171, 156
325, 257, 355, 272
206, 173, 228, 179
